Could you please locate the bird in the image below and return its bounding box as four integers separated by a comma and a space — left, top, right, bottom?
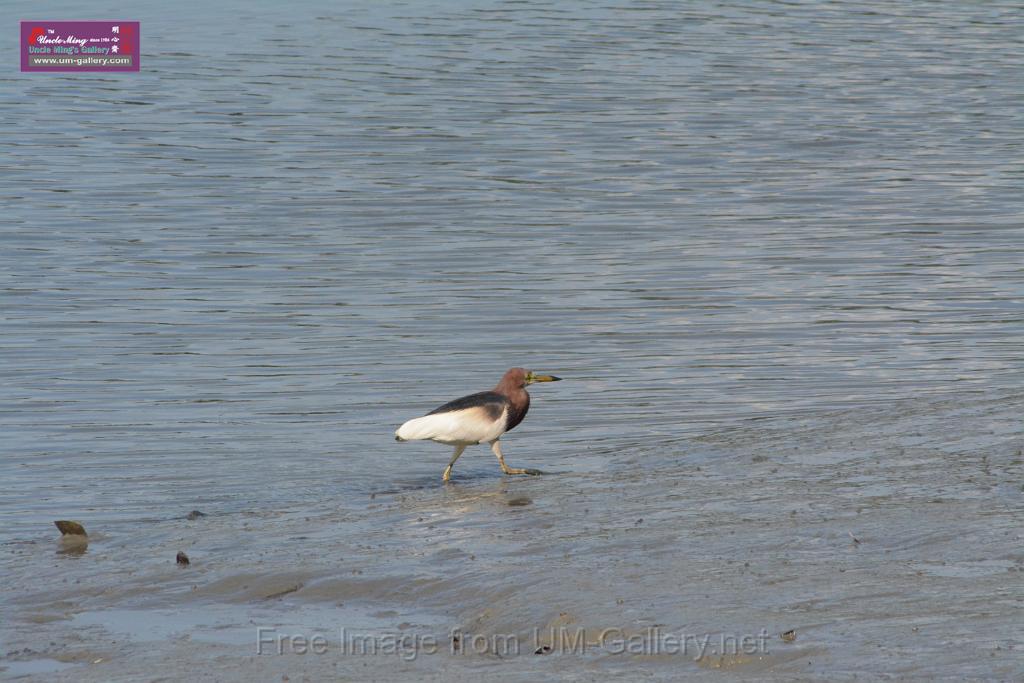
395, 368, 562, 482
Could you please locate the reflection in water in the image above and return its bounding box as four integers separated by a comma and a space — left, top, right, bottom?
56, 535, 89, 557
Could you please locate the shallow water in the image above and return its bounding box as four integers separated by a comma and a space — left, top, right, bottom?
2, 0, 1023, 680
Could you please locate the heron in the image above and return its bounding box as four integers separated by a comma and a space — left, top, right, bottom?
395, 368, 562, 482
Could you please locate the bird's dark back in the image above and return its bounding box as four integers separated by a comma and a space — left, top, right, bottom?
426, 389, 530, 433
427, 391, 507, 421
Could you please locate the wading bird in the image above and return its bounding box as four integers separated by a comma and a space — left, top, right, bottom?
395, 368, 561, 482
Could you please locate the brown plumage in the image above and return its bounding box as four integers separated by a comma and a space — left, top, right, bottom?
489, 367, 532, 433
394, 367, 562, 482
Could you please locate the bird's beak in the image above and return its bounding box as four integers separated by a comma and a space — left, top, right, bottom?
527, 373, 561, 384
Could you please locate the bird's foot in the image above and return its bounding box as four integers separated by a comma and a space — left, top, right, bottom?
503, 467, 543, 476
442, 466, 453, 483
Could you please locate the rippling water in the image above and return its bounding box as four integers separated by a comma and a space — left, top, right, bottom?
2, 0, 1022, 679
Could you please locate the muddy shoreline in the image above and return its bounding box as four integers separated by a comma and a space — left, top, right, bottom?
4, 392, 1021, 680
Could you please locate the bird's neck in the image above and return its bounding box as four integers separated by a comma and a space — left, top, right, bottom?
495, 383, 530, 431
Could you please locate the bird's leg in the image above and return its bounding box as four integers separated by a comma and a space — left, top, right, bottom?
442, 444, 466, 483
490, 440, 542, 476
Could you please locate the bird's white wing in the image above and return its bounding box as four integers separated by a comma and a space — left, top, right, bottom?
396, 397, 508, 445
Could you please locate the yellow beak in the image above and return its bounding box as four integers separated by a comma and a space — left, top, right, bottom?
527, 373, 561, 384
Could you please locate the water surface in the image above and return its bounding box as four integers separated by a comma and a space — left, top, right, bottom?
1, 0, 1022, 679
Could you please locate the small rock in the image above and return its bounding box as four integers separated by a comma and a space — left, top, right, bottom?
534, 645, 552, 655
176, 551, 190, 566
186, 510, 206, 520
507, 497, 532, 507
54, 521, 87, 536
54, 521, 89, 555
781, 629, 796, 643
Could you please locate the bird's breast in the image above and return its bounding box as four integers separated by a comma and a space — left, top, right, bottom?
504, 391, 530, 432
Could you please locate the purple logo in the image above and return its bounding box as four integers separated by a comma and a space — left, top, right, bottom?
21, 21, 139, 72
